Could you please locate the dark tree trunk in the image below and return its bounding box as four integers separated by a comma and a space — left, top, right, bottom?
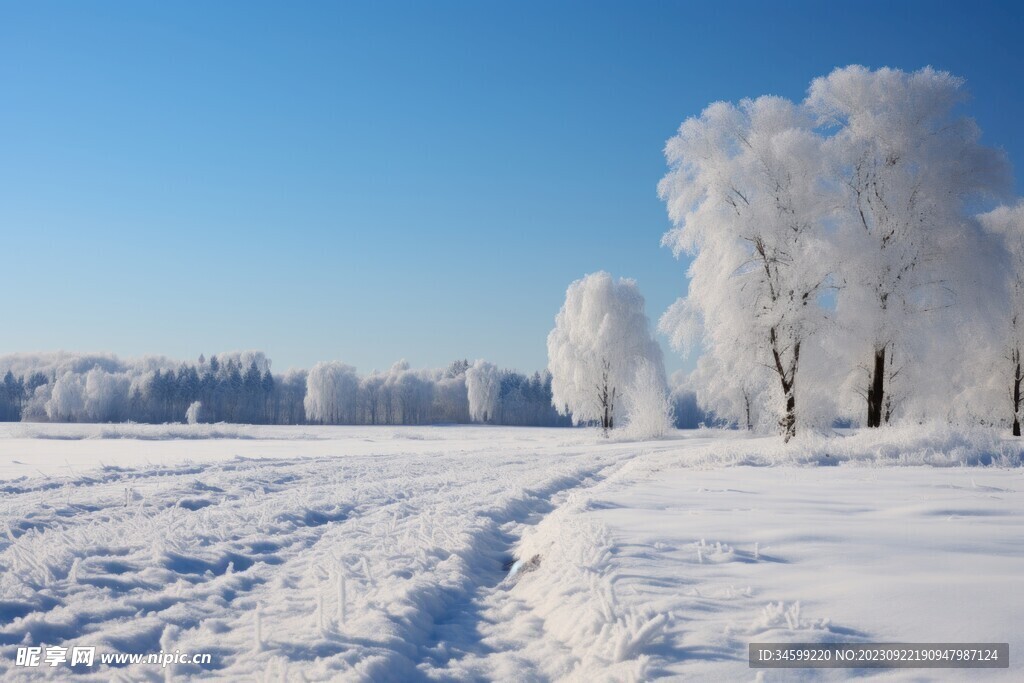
769, 328, 799, 443
866, 346, 886, 428
1013, 352, 1022, 437
781, 390, 796, 443
597, 358, 616, 436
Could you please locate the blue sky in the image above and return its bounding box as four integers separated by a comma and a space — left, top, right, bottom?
1, 1, 1022, 375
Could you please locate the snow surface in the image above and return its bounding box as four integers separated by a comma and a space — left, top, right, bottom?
0, 424, 1021, 681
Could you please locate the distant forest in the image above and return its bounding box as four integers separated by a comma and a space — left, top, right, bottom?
0, 352, 708, 429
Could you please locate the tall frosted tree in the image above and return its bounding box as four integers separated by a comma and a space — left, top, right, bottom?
46, 372, 85, 422
659, 96, 832, 441
466, 360, 500, 423
84, 367, 130, 422
547, 271, 665, 433
978, 202, 1024, 435
806, 66, 1010, 427
304, 361, 359, 424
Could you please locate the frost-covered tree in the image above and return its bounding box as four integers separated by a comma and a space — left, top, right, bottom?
547, 272, 665, 433
46, 371, 85, 422
274, 369, 308, 425
466, 360, 500, 423
659, 96, 832, 441
686, 353, 771, 431
186, 400, 202, 425
623, 359, 673, 439
358, 373, 386, 424
977, 202, 1024, 435
0, 371, 26, 421
432, 372, 470, 424
83, 367, 130, 422
304, 362, 360, 424
395, 370, 435, 425
806, 66, 1010, 427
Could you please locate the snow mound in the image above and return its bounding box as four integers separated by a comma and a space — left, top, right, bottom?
626, 424, 1024, 474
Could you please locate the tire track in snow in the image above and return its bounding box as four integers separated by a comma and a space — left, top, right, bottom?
0, 433, 679, 681
411, 457, 638, 681
0, 454, 456, 680
165, 450, 638, 681
426, 448, 675, 682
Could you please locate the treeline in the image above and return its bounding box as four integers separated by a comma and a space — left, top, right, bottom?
490, 370, 569, 426
0, 352, 570, 427
302, 359, 570, 426
137, 358, 307, 425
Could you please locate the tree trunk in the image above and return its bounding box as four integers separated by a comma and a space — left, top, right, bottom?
866, 346, 886, 428
769, 329, 799, 442
597, 358, 615, 436
781, 390, 796, 443
1013, 354, 1022, 437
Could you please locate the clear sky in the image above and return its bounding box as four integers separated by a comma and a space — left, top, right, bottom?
1, 1, 1022, 375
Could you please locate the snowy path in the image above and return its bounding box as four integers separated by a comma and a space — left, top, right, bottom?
0, 427, 669, 681
461, 435, 1024, 682
0, 425, 1022, 681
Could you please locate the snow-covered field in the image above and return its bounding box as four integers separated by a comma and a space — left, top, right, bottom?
0, 425, 1021, 681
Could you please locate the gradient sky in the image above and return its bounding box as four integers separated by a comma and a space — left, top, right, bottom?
2, 1, 1022, 375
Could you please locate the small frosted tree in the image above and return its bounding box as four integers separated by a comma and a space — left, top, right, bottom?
186, 400, 202, 425
466, 360, 500, 423
547, 271, 665, 434
623, 359, 673, 439
304, 362, 359, 424
687, 352, 772, 431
